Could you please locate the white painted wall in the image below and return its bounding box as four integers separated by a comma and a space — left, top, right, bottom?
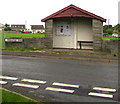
74, 18, 93, 49
30, 29, 45, 33
53, 18, 74, 48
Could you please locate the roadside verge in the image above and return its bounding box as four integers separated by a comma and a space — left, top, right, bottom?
2, 50, 118, 63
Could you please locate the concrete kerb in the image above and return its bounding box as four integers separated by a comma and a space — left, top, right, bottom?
2, 50, 118, 63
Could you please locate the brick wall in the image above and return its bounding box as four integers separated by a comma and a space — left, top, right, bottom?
5, 37, 120, 55
5, 38, 46, 49
102, 39, 120, 55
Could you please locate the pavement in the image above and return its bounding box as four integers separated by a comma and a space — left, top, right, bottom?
2, 49, 118, 63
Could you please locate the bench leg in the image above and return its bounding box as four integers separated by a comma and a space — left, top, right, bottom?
80, 42, 82, 49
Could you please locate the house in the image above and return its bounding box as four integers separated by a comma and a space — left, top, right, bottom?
41, 4, 106, 51
0, 23, 4, 31
11, 24, 26, 31
30, 25, 45, 33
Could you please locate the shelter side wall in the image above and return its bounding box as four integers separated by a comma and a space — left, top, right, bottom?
53, 19, 74, 48
92, 19, 103, 51
44, 20, 53, 48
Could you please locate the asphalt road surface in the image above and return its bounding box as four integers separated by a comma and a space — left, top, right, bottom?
1, 55, 118, 102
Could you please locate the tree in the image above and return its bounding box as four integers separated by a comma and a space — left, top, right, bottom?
103, 25, 113, 33
5, 23, 9, 27
106, 29, 113, 35
114, 24, 120, 32
4, 26, 11, 31
4, 23, 11, 31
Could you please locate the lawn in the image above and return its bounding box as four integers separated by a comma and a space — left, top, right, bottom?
102, 37, 120, 40
0, 33, 5, 49
4, 32, 45, 38
1, 88, 37, 102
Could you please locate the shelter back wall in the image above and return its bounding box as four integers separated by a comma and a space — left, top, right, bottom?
53, 18, 93, 49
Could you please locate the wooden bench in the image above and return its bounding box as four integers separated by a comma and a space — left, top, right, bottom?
77, 41, 93, 49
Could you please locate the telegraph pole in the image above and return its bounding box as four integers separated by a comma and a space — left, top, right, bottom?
25, 20, 27, 30
118, 1, 120, 24
108, 19, 110, 29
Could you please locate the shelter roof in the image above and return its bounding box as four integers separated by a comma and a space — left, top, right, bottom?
41, 4, 106, 22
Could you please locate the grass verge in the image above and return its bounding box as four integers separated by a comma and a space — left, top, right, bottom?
0, 87, 38, 103
3, 47, 44, 51
3, 47, 115, 57
102, 37, 120, 40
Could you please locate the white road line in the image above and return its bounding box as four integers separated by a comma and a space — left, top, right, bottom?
88, 92, 113, 98
13, 83, 39, 89
21, 79, 46, 84
52, 82, 79, 88
0, 76, 18, 80
45, 87, 74, 93
93, 87, 116, 92
0, 81, 7, 85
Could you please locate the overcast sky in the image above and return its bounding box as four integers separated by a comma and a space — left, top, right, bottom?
1, 0, 119, 28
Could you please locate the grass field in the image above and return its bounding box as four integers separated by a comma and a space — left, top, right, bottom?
0, 33, 5, 49
1, 89, 37, 102
102, 37, 120, 40
4, 32, 45, 38
2, 32, 120, 39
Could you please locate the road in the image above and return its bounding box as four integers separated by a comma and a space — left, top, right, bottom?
1, 55, 118, 102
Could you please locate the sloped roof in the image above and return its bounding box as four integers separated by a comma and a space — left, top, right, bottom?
41, 4, 106, 22
11, 24, 26, 29
31, 25, 44, 29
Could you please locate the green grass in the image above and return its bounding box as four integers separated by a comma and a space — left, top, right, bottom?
103, 37, 120, 40
0, 33, 5, 49
4, 32, 45, 38
1, 89, 37, 102
3, 47, 44, 51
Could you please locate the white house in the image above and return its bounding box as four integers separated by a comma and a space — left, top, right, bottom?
0, 23, 4, 32
30, 25, 45, 33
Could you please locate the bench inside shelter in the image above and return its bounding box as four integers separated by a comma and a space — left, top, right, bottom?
77, 41, 93, 49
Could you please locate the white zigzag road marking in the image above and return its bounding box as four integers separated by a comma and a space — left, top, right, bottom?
88, 92, 113, 98
45, 87, 74, 93
93, 87, 116, 92
21, 79, 46, 84
0, 76, 18, 80
52, 82, 79, 88
13, 83, 39, 89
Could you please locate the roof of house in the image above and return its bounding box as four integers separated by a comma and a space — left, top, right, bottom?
0, 24, 4, 28
11, 24, 25, 26
41, 4, 106, 22
11, 24, 26, 29
31, 25, 44, 29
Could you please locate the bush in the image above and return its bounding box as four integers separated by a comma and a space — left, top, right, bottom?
18, 29, 22, 32
106, 29, 113, 35
118, 32, 120, 35
4, 27, 11, 31
103, 33, 109, 37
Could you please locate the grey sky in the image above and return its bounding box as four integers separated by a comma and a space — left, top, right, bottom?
0, 0, 119, 28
